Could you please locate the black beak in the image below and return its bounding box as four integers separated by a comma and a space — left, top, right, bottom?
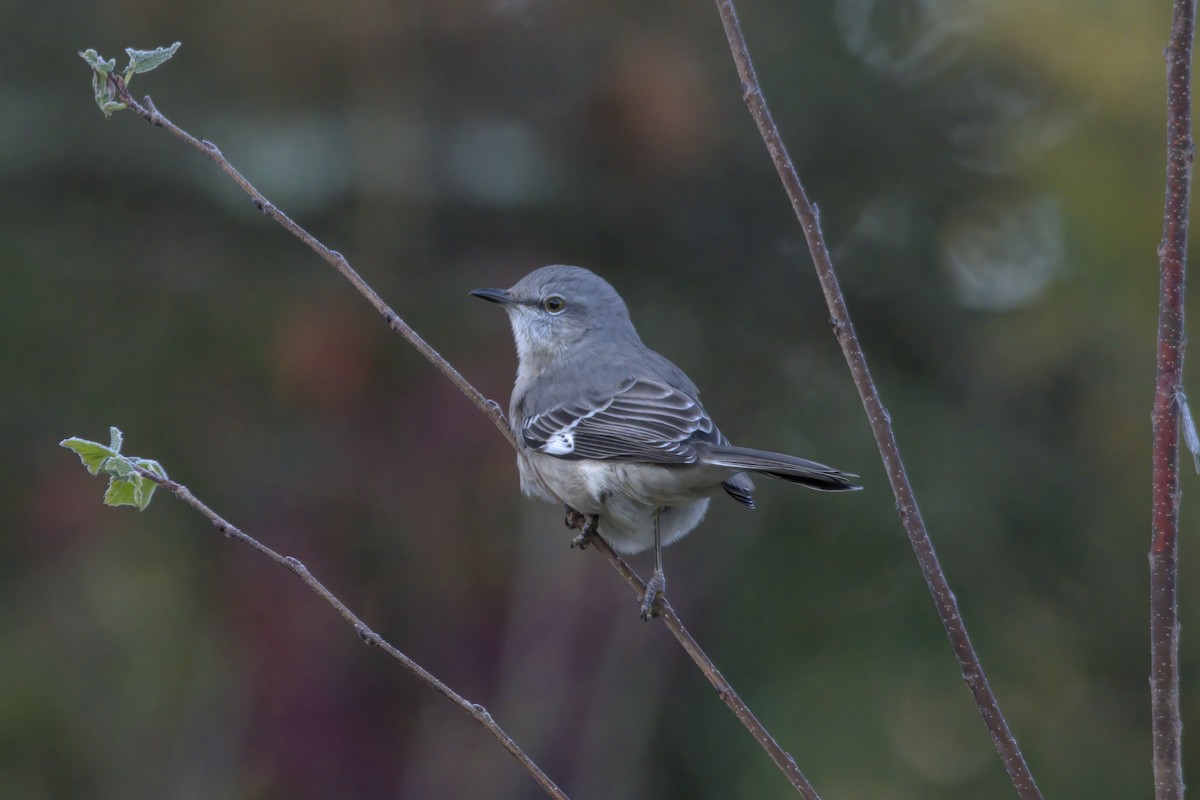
470, 288, 513, 305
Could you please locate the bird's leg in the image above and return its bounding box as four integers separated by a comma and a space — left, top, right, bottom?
564, 505, 586, 530
640, 508, 666, 620
571, 517, 599, 549
565, 505, 599, 550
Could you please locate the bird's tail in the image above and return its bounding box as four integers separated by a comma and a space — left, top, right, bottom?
704, 445, 861, 492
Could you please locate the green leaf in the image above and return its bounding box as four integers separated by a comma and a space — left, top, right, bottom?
1178, 390, 1200, 474
82, 50, 123, 117
135, 458, 168, 480
80, 43, 178, 116
108, 426, 124, 453
79, 49, 117, 74
102, 475, 156, 510
101, 456, 166, 511
104, 454, 137, 479
60, 437, 118, 475
98, 100, 126, 117
103, 478, 140, 508
123, 42, 180, 79
62, 432, 167, 511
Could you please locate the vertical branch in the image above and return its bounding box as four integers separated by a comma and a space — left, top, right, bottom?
1151, 1, 1194, 798
711, 1, 1043, 797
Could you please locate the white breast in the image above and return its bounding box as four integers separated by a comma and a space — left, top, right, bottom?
516, 451, 721, 553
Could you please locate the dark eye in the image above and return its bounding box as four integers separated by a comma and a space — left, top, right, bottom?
542, 295, 566, 314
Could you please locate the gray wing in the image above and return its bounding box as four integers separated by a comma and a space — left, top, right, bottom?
522, 377, 719, 464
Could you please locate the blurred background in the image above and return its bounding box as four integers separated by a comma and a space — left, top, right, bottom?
2, 0, 1196, 797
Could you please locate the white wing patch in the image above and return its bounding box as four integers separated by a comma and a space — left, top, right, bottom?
522, 378, 720, 464
544, 429, 575, 455
528, 399, 608, 456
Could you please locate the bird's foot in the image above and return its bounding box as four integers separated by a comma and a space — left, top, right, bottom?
639, 567, 666, 621
570, 513, 599, 550
564, 506, 586, 530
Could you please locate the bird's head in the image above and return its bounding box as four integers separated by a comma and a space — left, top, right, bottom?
472, 265, 638, 371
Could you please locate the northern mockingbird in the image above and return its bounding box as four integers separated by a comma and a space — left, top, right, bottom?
473, 265, 859, 618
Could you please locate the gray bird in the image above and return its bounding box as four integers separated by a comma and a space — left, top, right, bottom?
472, 265, 859, 619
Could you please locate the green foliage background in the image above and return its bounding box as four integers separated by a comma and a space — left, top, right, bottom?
3, 1, 1197, 797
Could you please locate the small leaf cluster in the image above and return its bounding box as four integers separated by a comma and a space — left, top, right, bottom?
61, 427, 167, 511
78, 42, 180, 117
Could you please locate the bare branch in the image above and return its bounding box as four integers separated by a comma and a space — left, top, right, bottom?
128, 465, 567, 799
572, 524, 822, 799
1150, 0, 1195, 796
710, 1, 1043, 797
111, 78, 515, 451
96, 70, 822, 796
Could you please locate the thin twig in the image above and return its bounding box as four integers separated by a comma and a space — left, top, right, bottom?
574, 526, 822, 800
128, 466, 567, 799
101, 72, 821, 795
109, 78, 515, 451
711, 2, 1043, 797
1151, 1, 1194, 797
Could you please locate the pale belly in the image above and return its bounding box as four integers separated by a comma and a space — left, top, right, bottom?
517, 451, 729, 553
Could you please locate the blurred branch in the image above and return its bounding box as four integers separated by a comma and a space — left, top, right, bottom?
92, 71, 822, 797
711, 1, 1044, 798
125, 464, 568, 800
572, 524, 823, 799
1150, 0, 1195, 796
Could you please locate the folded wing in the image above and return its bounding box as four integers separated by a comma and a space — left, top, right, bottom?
522, 377, 717, 464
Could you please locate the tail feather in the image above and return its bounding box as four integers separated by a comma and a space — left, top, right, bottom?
721, 473, 756, 508
704, 445, 860, 492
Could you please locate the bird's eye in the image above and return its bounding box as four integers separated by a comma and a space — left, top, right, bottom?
542, 295, 566, 314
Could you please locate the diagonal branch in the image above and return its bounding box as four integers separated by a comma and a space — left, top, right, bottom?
129, 465, 568, 799
1150, 1, 1194, 798
101, 73, 822, 797
575, 526, 822, 799
710, 1, 1043, 797
116, 84, 516, 451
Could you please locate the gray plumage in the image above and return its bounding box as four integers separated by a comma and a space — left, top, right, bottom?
472, 265, 859, 558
